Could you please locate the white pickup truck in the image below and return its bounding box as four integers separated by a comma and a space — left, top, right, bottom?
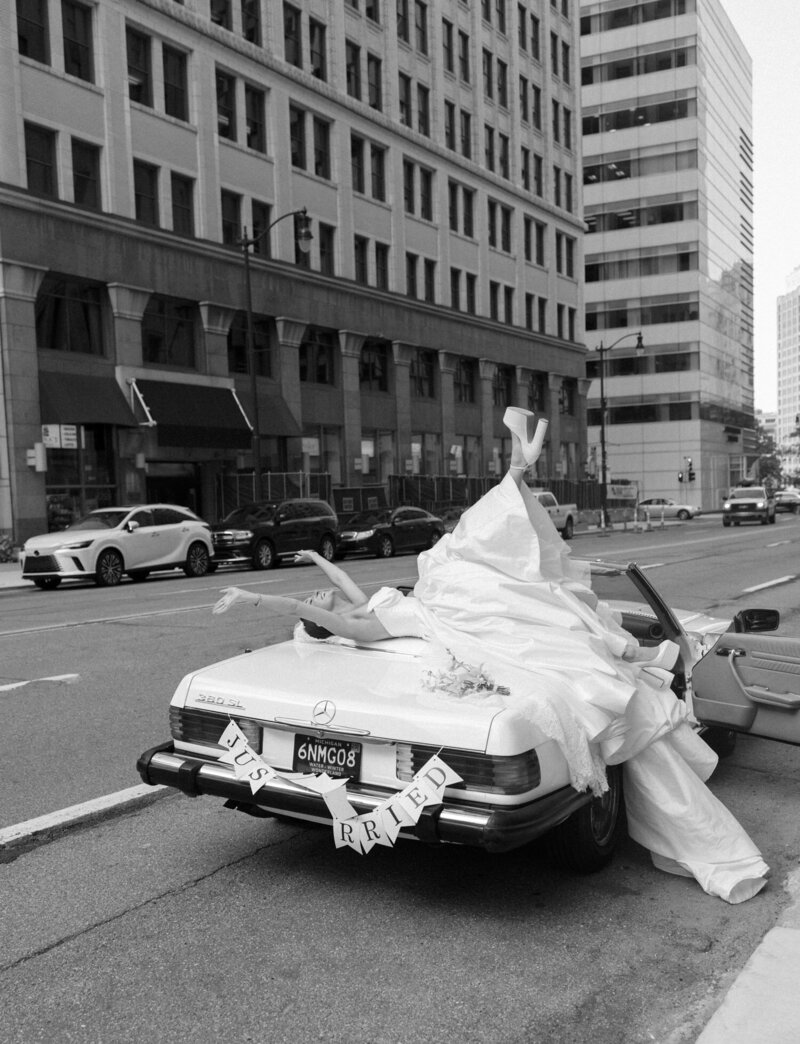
530, 489, 578, 540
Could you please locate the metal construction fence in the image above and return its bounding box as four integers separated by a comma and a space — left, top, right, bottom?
215, 472, 333, 519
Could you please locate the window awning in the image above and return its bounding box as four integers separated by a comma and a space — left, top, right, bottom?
39, 371, 138, 427
237, 391, 302, 439
134, 379, 254, 449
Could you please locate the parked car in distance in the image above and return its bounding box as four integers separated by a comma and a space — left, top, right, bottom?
138, 562, 794, 875
336, 507, 444, 558
210, 499, 338, 571
722, 486, 776, 526
529, 490, 577, 539
20, 504, 213, 589
775, 489, 800, 514
638, 498, 702, 521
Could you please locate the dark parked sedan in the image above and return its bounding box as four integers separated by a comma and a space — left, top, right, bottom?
336, 507, 444, 558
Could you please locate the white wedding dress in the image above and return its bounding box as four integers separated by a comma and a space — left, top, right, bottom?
366, 474, 769, 904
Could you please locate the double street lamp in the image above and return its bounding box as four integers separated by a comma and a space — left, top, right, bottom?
595, 330, 644, 529
239, 208, 313, 499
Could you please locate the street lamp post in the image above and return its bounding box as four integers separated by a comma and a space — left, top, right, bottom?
596, 330, 644, 531
239, 208, 313, 500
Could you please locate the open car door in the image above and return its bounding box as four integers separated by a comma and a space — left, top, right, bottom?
692, 631, 800, 745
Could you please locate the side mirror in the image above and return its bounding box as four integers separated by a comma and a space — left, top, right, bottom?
732, 608, 780, 633
126, 520, 140, 533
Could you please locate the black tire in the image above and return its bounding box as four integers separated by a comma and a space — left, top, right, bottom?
562, 517, 574, 540
677, 509, 689, 521
545, 765, 625, 874
769, 512, 776, 524
96, 549, 124, 587
183, 542, 210, 577
377, 535, 394, 558
702, 727, 738, 759
33, 577, 61, 590
427, 529, 443, 549
128, 570, 150, 583
252, 538, 276, 570
318, 535, 336, 562
722, 518, 731, 527
760, 514, 768, 525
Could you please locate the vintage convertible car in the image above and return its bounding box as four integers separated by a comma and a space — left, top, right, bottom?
137, 563, 799, 873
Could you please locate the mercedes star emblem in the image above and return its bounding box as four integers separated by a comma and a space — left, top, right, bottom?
312, 699, 336, 725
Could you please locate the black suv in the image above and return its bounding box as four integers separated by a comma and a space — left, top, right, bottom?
210, 499, 338, 570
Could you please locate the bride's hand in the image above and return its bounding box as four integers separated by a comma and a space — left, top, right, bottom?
213, 587, 245, 614
293, 549, 318, 565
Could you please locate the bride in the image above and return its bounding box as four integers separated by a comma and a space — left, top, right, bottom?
214, 408, 769, 904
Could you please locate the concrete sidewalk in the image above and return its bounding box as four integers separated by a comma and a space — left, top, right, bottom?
0, 559, 25, 589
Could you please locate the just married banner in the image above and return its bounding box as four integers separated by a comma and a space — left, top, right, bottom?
218, 720, 463, 854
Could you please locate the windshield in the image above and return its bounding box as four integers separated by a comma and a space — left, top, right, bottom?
222, 503, 277, 526
68, 510, 130, 531
344, 510, 392, 526
588, 562, 656, 616
730, 487, 765, 499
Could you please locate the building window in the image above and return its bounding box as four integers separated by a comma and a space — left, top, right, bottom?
484, 125, 494, 171
444, 101, 456, 150
532, 85, 541, 129
284, 3, 302, 67
370, 144, 386, 200
454, 357, 476, 403
417, 85, 430, 136
62, 0, 93, 83
497, 59, 508, 107
318, 223, 335, 276
489, 281, 499, 320
482, 49, 493, 99
35, 274, 104, 355
504, 285, 514, 324
299, 327, 336, 385
538, 297, 547, 333
411, 349, 436, 398
220, 190, 241, 246
521, 146, 530, 190
171, 173, 194, 236
367, 54, 382, 109
530, 15, 540, 60
17, 0, 50, 64
498, 134, 509, 179
414, 0, 428, 54
142, 295, 196, 368
419, 168, 433, 220
458, 30, 470, 82
375, 242, 389, 289
71, 138, 101, 210
360, 340, 390, 392
525, 293, 534, 330
398, 73, 412, 126
242, 0, 261, 45
133, 160, 159, 226
465, 272, 476, 314
535, 221, 546, 265
553, 165, 561, 207
251, 200, 272, 257
126, 27, 152, 106
210, 0, 232, 29
405, 252, 418, 298
397, 0, 409, 42
227, 310, 270, 376
346, 40, 362, 99
403, 160, 415, 214
309, 18, 327, 80
463, 188, 474, 236
528, 372, 547, 412
519, 75, 529, 122
562, 42, 571, 84
354, 235, 369, 284
313, 117, 331, 178
351, 134, 365, 192
533, 154, 543, 195
442, 18, 454, 72
450, 267, 460, 310
242, 85, 265, 152
24, 123, 57, 197
366, 0, 380, 23
492, 365, 513, 407
290, 106, 306, 168
424, 258, 436, 303
460, 111, 472, 158
216, 71, 236, 140
496, 0, 507, 33
163, 46, 188, 121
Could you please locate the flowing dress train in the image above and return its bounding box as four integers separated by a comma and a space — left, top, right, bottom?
367, 474, 768, 904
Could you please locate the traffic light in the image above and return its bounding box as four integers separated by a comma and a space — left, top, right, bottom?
688, 468, 696, 481
686, 456, 695, 481
678, 471, 684, 483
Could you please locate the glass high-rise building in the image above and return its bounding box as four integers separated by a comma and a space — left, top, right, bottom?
777, 269, 800, 479
581, 0, 755, 510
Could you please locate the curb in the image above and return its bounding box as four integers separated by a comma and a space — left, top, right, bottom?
0, 783, 169, 857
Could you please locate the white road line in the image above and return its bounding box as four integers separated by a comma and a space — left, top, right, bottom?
766, 541, 791, 548
741, 575, 796, 593
0, 782, 167, 849
0, 673, 79, 693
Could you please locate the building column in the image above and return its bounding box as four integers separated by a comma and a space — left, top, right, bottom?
338, 330, 367, 487
547, 373, 565, 479
0, 262, 48, 539
107, 284, 152, 369
438, 351, 458, 475
392, 342, 414, 475
273, 316, 307, 430
577, 377, 593, 477
199, 301, 236, 378
479, 358, 496, 476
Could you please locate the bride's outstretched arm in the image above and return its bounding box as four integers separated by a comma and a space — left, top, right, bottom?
212, 586, 391, 642
293, 549, 369, 606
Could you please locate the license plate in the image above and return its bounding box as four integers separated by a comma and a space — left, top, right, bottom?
292, 734, 362, 779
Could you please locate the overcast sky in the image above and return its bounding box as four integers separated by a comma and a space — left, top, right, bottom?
719, 0, 800, 413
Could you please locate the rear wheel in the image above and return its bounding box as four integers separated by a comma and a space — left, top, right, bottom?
318, 535, 335, 562
562, 517, 574, 540
96, 549, 124, 587
677, 509, 689, 521
377, 535, 394, 558
427, 530, 443, 549
33, 577, 61, 590
545, 765, 624, 874
252, 538, 276, 570
722, 518, 731, 527
183, 542, 210, 577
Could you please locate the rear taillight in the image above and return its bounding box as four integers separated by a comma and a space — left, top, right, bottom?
170, 707, 262, 753
395, 744, 540, 795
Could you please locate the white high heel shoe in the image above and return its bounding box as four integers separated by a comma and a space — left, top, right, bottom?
503, 407, 548, 466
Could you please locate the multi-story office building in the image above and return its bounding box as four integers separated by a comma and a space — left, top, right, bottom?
777, 269, 800, 479
1, 0, 585, 541
581, 0, 755, 510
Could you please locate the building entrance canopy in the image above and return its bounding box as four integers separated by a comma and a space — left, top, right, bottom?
39, 372, 138, 427
133, 379, 253, 449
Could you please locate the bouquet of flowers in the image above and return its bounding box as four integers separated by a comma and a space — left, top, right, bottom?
421, 649, 510, 700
